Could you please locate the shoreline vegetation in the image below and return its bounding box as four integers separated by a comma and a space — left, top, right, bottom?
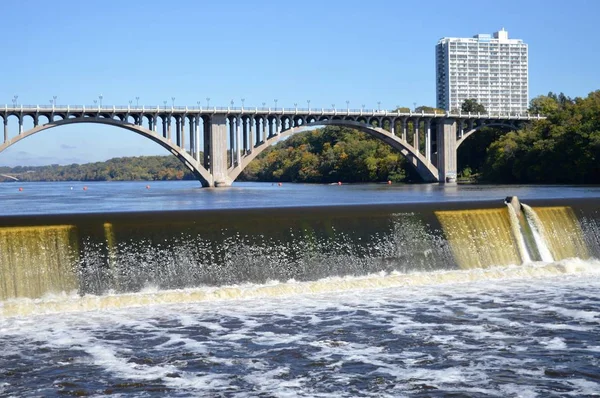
1, 91, 598, 185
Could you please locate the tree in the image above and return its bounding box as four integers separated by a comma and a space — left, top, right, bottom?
414, 105, 445, 114
461, 99, 486, 114
239, 126, 409, 183
482, 90, 600, 184
529, 95, 559, 115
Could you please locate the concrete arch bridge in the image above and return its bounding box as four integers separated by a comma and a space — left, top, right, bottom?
1, 104, 543, 187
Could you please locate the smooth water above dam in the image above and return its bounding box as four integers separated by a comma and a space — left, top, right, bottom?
1, 182, 600, 396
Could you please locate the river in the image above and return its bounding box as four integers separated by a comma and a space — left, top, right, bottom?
1, 181, 600, 396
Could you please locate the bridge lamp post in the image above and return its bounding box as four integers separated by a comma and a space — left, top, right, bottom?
262, 102, 266, 109
206, 97, 210, 108
129, 100, 132, 109
346, 100, 349, 111
197, 101, 201, 110
99, 94, 103, 108
12, 95, 18, 107
307, 99, 310, 111
274, 99, 278, 111
230, 99, 234, 109
53, 95, 57, 107
332, 104, 335, 111
136, 96, 139, 107
241, 98, 245, 110
163, 100, 167, 110
377, 101, 381, 112
94, 99, 97, 108
294, 103, 297, 111
171, 97, 175, 108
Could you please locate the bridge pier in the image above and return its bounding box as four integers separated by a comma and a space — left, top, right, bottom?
210, 115, 232, 187
436, 119, 458, 183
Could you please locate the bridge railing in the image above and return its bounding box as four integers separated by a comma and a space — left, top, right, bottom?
1, 104, 545, 119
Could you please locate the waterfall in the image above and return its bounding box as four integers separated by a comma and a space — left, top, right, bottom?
530, 206, 589, 261
436, 208, 521, 269
521, 204, 554, 262
505, 202, 532, 264
0, 225, 79, 300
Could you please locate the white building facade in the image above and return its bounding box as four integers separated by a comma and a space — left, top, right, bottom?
436, 29, 528, 114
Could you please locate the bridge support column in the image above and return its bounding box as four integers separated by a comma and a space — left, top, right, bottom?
268, 118, 273, 138
391, 119, 395, 136
262, 117, 267, 142
3, 119, 7, 143
167, 118, 172, 142
402, 118, 407, 141
176, 117, 181, 147
228, 117, 235, 168
425, 119, 431, 161
436, 119, 457, 183
181, 117, 186, 150
195, 116, 201, 161
276, 116, 282, 135
18, 117, 23, 135
210, 115, 232, 187
249, 118, 254, 153
236, 116, 242, 166
203, 118, 211, 168
242, 117, 248, 154
188, 117, 194, 156
413, 118, 420, 154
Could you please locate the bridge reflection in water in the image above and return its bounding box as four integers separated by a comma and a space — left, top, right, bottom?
1, 105, 543, 186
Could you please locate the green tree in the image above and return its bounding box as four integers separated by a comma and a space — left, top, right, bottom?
239, 126, 408, 183
461, 99, 486, 114
482, 90, 600, 183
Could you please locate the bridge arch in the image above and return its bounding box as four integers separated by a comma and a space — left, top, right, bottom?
228, 118, 438, 183
456, 121, 520, 149
0, 117, 213, 186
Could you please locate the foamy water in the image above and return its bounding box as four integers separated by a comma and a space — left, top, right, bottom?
2, 259, 600, 396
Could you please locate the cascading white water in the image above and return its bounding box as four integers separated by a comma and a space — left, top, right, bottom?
505, 201, 532, 264
521, 204, 554, 262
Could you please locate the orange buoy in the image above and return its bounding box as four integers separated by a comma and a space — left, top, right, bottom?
387, 180, 392, 185
337, 181, 342, 185
146, 185, 150, 189
278, 182, 282, 187
83, 186, 87, 191
18, 187, 23, 191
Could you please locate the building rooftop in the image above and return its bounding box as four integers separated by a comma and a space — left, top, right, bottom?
438, 29, 524, 45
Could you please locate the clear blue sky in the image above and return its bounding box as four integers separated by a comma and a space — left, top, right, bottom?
1, 0, 598, 166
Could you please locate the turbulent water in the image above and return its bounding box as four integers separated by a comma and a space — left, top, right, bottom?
2, 261, 600, 397
1, 182, 600, 396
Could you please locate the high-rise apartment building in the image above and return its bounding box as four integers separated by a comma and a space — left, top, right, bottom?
436, 29, 528, 114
